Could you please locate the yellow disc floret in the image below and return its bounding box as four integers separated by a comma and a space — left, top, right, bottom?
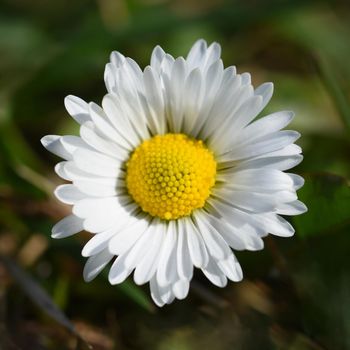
126, 133, 217, 220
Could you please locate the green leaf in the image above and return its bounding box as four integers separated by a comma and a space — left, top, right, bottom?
293, 173, 350, 238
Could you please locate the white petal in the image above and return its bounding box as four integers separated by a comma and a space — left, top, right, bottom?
190, 60, 224, 137
143, 66, 166, 134
207, 200, 265, 250
75, 198, 134, 233
236, 111, 294, 144
254, 82, 274, 111
134, 220, 166, 285
172, 279, 190, 300
204, 81, 253, 140
234, 154, 303, 172
80, 121, 129, 161
218, 131, 300, 162
159, 53, 175, 78
185, 217, 209, 268
108, 253, 133, 284
150, 45, 166, 72
111, 60, 150, 141
51, 215, 84, 239
156, 221, 178, 287
200, 73, 242, 140
124, 57, 144, 83
54, 184, 86, 205
73, 180, 121, 198
83, 248, 114, 282
108, 214, 150, 256
101, 95, 139, 149
83, 217, 117, 234
241, 72, 251, 85
213, 189, 278, 213
287, 173, 305, 190
276, 200, 307, 216
209, 95, 263, 152
259, 144, 302, 158
167, 57, 186, 133
217, 254, 243, 282
157, 282, 175, 305
186, 39, 207, 70
104, 63, 117, 94
203, 42, 222, 71
64, 161, 124, 183
73, 197, 124, 219
186, 40, 221, 72
54, 161, 72, 181
60, 135, 91, 155
202, 257, 227, 287
149, 281, 164, 307
217, 169, 294, 192
73, 148, 122, 177
221, 144, 303, 171
123, 222, 157, 271
256, 213, 295, 237
110, 51, 126, 67
64, 95, 91, 124
176, 219, 193, 280
149, 275, 165, 307
82, 227, 119, 257
196, 210, 246, 250
41, 135, 71, 160
89, 102, 133, 146
182, 68, 203, 134
193, 212, 231, 260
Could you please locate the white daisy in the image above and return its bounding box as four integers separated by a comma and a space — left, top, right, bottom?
41, 39, 306, 306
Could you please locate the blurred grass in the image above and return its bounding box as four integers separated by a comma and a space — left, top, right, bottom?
0, 0, 350, 349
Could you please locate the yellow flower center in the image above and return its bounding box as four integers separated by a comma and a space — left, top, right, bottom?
126, 133, 216, 220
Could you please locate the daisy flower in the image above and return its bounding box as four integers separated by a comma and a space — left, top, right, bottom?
41, 39, 306, 306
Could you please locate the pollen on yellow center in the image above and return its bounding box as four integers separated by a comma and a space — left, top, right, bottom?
126, 133, 217, 220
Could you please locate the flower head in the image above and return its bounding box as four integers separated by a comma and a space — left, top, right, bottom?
41, 39, 306, 306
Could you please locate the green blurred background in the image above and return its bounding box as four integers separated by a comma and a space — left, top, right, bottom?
0, 0, 350, 349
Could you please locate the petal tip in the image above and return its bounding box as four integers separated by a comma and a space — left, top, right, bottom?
40, 135, 58, 148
